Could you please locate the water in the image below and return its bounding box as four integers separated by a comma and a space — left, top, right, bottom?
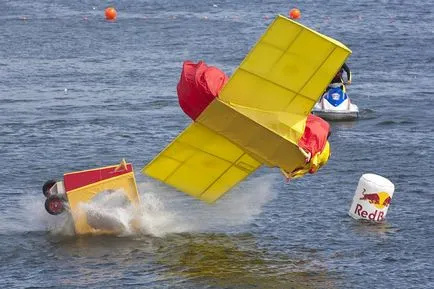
1, 0, 433, 288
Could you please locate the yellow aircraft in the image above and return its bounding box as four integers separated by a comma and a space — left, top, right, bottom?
142, 15, 352, 203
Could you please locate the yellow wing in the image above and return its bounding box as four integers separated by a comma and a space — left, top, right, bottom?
219, 15, 352, 115
142, 123, 262, 203
143, 15, 351, 202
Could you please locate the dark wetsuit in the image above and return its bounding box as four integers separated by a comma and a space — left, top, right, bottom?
331, 63, 351, 84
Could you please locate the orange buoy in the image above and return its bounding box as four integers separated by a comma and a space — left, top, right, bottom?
105, 7, 117, 20
289, 8, 301, 20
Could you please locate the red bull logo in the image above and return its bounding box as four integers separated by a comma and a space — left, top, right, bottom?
354, 189, 392, 221
359, 189, 392, 209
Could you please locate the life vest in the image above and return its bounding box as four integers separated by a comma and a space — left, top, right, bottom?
331, 69, 343, 83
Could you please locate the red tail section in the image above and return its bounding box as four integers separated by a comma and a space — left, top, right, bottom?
177, 60, 228, 120
298, 114, 330, 157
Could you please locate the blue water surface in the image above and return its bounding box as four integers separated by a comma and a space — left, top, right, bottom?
0, 1, 433, 288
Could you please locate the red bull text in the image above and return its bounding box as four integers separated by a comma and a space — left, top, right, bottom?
354, 204, 385, 221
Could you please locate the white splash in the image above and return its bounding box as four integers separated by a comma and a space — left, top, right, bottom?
130, 173, 278, 236
0, 194, 75, 235
5, 174, 278, 237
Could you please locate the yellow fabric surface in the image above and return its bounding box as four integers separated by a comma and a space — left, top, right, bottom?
142, 123, 262, 203
219, 15, 351, 115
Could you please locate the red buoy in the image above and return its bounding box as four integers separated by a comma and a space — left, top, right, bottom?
105, 7, 117, 21
289, 8, 301, 20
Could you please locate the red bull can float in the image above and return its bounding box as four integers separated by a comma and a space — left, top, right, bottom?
348, 173, 395, 222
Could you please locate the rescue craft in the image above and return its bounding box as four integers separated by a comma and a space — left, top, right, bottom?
312, 84, 359, 121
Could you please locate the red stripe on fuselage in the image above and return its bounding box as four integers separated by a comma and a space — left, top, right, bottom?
63, 164, 132, 192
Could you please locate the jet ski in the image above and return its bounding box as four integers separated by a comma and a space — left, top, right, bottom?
312, 83, 359, 121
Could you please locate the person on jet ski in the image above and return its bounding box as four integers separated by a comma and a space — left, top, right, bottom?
329, 63, 352, 89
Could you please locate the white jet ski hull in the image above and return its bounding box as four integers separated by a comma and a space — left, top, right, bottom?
312, 105, 359, 121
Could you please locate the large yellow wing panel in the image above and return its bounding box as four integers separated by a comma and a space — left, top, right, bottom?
142, 123, 262, 203
219, 15, 352, 115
